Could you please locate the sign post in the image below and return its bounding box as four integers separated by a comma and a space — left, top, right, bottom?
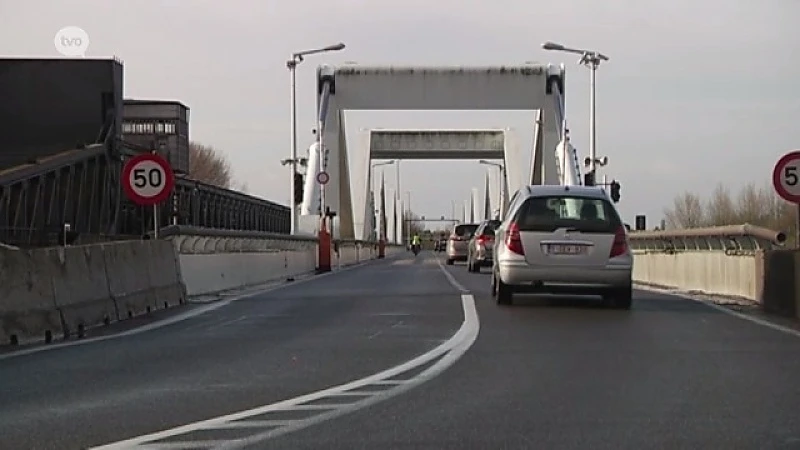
122, 153, 175, 239
772, 151, 800, 247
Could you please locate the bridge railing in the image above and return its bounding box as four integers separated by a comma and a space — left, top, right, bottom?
159, 225, 389, 254
629, 224, 787, 255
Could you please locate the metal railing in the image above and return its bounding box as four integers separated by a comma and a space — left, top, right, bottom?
159, 225, 393, 254
629, 224, 787, 255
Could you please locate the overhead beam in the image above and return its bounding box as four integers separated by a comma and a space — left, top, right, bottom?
370, 130, 506, 159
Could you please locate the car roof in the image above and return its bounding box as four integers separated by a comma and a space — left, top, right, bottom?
521, 184, 609, 200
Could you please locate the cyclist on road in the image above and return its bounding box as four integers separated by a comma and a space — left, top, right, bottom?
411, 234, 421, 254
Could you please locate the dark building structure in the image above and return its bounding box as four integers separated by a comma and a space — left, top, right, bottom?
0, 58, 123, 169
0, 57, 289, 248
122, 100, 190, 175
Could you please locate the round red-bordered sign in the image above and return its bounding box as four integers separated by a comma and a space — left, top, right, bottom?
316, 171, 330, 185
122, 153, 175, 206
773, 151, 800, 204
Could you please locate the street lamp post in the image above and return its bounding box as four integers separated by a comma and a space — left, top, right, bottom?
541, 41, 609, 186
406, 191, 412, 245
286, 42, 345, 234
395, 160, 402, 244
479, 160, 506, 218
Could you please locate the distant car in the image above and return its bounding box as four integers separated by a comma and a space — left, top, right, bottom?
434, 238, 447, 252
445, 223, 479, 265
466, 219, 501, 273
491, 185, 633, 309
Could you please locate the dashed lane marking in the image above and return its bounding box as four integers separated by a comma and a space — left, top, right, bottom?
89, 258, 478, 450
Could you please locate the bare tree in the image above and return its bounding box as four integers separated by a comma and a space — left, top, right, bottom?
189, 142, 232, 188
403, 210, 425, 237
666, 182, 797, 245
664, 192, 705, 228
235, 182, 250, 194
705, 183, 738, 225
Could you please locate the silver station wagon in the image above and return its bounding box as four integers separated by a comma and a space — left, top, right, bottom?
491, 185, 633, 309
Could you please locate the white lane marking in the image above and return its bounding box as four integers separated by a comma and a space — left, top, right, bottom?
0, 258, 385, 361
436, 258, 469, 293
137, 443, 227, 450
637, 284, 800, 339
89, 293, 479, 450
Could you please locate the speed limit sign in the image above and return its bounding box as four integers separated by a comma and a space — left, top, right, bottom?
772, 151, 800, 203
122, 153, 175, 206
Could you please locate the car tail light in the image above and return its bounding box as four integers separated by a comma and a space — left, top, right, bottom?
476, 234, 494, 245
609, 225, 628, 258
505, 222, 524, 255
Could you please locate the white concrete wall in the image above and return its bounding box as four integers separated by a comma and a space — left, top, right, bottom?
179, 249, 317, 297
633, 251, 759, 300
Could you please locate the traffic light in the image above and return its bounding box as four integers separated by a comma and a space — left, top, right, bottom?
635, 215, 646, 231
610, 180, 621, 203
293, 172, 304, 204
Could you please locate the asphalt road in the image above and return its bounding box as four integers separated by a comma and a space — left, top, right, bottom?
3, 252, 800, 449
0, 254, 463, 449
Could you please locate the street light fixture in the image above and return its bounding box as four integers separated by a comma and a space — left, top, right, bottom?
479, 159, 507, 218
541, 40, 609, 186
286, 42, 346, 234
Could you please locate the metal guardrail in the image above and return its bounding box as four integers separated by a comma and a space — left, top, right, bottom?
159, 225, 389, 254
629, 224, 787, 254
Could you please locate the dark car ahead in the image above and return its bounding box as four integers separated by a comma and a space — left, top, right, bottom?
467, 219, 501, 272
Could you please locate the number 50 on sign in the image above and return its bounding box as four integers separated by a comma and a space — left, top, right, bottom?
122, 153, 175, 206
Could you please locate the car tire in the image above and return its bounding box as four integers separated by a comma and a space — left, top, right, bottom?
446, 258, 454, 266
495, 274, 513, 305
604, 287, 633, 310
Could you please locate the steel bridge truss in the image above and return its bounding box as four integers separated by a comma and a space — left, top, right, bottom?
0, 144, 290, 247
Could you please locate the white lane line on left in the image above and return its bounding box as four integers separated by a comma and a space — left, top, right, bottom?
436, 258, 469, 293
89, 294, 479, 450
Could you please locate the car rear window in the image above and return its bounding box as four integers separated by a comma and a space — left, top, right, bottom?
454, 224, 478, 237
515, 196, 622, 233
480, 220, 501, 236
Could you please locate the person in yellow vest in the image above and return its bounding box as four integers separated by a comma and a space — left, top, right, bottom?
411, 234, 421, 254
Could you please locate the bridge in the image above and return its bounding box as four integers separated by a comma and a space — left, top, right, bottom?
2, 60, 800, 448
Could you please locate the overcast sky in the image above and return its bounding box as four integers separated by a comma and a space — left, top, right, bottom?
2, 0, 799, 226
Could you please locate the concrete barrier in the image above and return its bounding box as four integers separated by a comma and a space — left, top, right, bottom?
632, 251, 759, 300
0, 240, 186, 345
0, 222, 410, 347
178, 249, 317, 297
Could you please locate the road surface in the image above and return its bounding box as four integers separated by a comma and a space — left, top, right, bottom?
1, 252, 800, 449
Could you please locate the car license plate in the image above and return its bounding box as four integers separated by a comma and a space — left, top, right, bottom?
548, 244, 586, 255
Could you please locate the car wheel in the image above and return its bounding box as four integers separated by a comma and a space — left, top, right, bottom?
496, 275, 513, 305
446, 258, 454, 265
603, 287, 633, 310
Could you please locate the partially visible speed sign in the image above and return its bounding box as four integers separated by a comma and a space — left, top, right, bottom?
316, 171, 330, 185
772, 151, 800, 203
122, 153, 175, 206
